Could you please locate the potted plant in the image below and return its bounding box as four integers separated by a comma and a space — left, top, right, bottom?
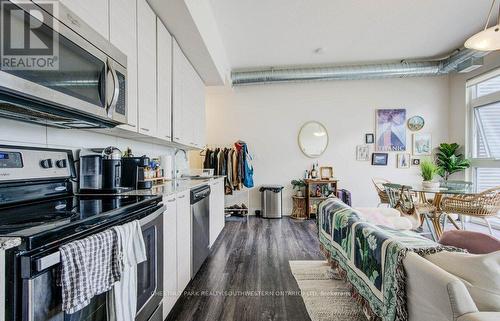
291, 179, 306, 197
420, 159, 440, 189
436, 143, 471, 181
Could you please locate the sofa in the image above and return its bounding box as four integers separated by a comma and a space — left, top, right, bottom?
404, 251, 499, 321
318, 198, 500, 321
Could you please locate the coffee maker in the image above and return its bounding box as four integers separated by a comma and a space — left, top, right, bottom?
79, 147, 131, 194
121, 155, 152, 189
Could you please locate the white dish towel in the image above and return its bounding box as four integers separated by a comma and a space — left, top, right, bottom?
107, 220, 147, 321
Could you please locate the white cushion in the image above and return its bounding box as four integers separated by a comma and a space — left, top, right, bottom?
357, 207, 401, 217
425, 250, 500, 312
355, 207, 412, 230
386, 217, 413, 230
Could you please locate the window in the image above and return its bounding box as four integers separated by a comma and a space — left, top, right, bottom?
467, 69, 500, 229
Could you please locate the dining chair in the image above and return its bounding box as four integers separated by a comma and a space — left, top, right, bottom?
372, 178, 391, 207
441, 186, 500, 235
439, 180, 473, 230
383, 183, 438, 240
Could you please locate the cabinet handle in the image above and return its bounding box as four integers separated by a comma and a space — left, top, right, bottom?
129, 124, 136, 128
167, 198, 176, 202
140, 128, 150, 132
178, 195, 186, 199
174, 137, 180, 140
165, 135, 171, 139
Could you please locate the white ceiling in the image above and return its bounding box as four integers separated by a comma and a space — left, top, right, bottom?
209, 0, 496, 70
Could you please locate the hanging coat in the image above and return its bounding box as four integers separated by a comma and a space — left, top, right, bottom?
242, 143, 254, 188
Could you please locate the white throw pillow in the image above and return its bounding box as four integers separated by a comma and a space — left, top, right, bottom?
425, 250, 500, 312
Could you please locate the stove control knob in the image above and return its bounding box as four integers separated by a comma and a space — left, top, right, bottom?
56, 159, 67, 168
40, 159, 53, 169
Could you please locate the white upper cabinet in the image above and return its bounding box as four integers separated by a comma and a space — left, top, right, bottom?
156, 18, 173, 141
137, 0, 158, 137
110, 0, 138, 131
172, 40, 186, 145
173, 40, 206, 149
59, 0, 109, 39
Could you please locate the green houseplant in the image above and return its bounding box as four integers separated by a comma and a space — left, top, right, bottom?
420, 159, 439, 189
291, 179, 306, 197
436, 143, 471, 181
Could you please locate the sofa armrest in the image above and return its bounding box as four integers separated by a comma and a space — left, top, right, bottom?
403, 252, 479, 321
457, 312, 500, 321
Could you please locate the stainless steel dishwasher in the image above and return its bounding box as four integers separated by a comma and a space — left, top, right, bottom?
191, 185, 211, 277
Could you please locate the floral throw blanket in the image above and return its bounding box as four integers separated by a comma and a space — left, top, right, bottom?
318, 198, 462, 321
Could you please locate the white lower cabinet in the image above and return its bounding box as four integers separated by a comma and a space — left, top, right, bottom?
163, 182, 224, 318
209, 179, 225, 247
175, 190, 191, 294
162, 194, 178, 319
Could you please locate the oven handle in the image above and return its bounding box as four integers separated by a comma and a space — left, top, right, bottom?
33, 205, 165, 272
139, 205, 165, 227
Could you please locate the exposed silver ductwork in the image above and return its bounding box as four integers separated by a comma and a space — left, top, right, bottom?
231, 48, 490, 86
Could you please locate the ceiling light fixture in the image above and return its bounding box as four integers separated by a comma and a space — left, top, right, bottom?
465, 0, 500, 51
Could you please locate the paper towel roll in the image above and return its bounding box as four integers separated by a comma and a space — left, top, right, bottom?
160, 155, 173, 180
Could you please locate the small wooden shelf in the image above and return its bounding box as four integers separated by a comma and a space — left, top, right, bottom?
305, 179, 338, 219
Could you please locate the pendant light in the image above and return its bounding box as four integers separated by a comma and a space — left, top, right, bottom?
465, 0, 500, 51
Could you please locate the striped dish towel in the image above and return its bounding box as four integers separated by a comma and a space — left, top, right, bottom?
60, 229, 121, 314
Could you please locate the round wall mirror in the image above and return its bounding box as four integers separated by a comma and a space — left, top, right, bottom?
298, 121, 329, 158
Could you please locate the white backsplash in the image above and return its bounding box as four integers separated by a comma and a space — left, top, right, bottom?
0, 118, 189, 175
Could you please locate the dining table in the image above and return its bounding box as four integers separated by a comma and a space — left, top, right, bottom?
409, 184, 475, 238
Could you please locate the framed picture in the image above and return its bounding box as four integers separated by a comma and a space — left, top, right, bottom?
413, 133, 432, 156
320, 166, 334, 179
376, 109, 407, 152
412, 158, 421, 166
371, 153, 388, 166
407, 116, 425, 131
365, 133, 374, 144
356, 145, 370, 161
397, 153, 411, 168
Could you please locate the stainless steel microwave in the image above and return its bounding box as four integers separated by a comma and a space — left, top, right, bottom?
0, 0, 127, 128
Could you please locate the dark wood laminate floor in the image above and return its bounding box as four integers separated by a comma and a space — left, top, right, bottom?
166, 217, 324, 321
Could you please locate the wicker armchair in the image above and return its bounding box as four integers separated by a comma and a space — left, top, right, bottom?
441, 186, 500, 235
372, 178, 390, 207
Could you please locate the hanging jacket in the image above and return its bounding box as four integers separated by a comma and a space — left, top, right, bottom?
242, 143, 254, 188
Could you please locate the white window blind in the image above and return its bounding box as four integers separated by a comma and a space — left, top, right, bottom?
473, 102, 500, 159
476, 75, 500, 98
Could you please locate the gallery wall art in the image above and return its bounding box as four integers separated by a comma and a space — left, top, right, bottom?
376, 109, 406, 152
413, 133, 432, 156
372, 153, 388, 166
356, 145, 370, 161
407, 115, 425, 131
397, 153, 411, 168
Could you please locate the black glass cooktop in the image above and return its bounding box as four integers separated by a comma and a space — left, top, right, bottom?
0, 194, 161, 251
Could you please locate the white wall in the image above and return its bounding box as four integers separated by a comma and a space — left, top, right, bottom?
0, 118, 176, 162
205, 77, 450, 213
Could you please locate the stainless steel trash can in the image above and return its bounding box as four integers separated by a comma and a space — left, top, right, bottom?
259, 185, 284, 218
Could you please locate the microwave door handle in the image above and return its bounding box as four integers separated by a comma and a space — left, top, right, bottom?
98, 64, 107, 107
106, 61, 120, 117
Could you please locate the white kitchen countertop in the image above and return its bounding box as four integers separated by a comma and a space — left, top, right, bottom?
122, 176, 225, 197
0, 237, 21, 250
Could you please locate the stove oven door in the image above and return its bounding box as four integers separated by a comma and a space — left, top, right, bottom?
18, 206, 164, 321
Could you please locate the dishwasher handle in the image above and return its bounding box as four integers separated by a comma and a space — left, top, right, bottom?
190, 185, 211, 204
